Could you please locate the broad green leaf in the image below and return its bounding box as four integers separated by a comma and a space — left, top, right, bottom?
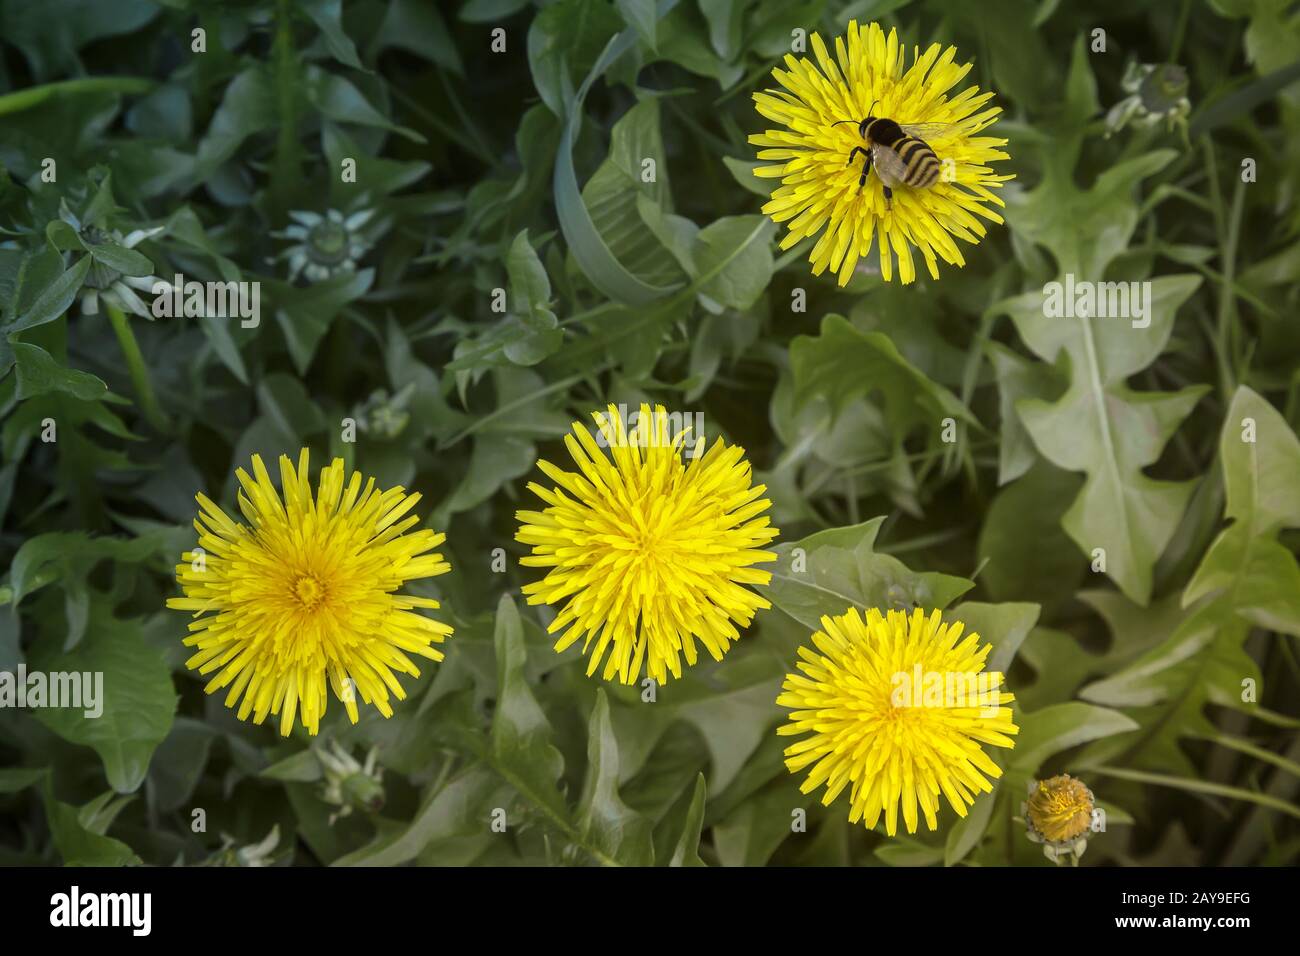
503, 230, 561, 364
1092, 766, 1300, 821
1184, 387, 1300, 632
997, 274, 1206, 604
527, 0, 623, 117
986, 341, 1065, 485
301, 0, 364, 70
944, 783, 997, 866
193, 67, 276, 177
995, 38, 1207, 606
672, 653, 784, 792
42, 782, 139, 866
12, 343, 107, 401
580, 98, 687, 290
334, 764, 504, 866
874, 835, 945, 867
374, 0, 463, 73
790, 315, 975, 451
83, 239, 153, 277
0, 767, 47, 793
976, 462, 1085, 615
271, 267, 374, 374
260, 749, 324, 783
435, 432, 536, 523
1080, 388, 1299, 773
758, 516, 973, 631
0, 0, 157, 81
148, 718, 216, 813
1077, 608, 1252, 772
507, 230, 552, 318
551, 12, 682, 306
946, 600, 1039, 677
654, 2, 742, 87
722, 156, 771, 197
577, 690, 655, 865
1007, 702, 1139, 780
8, 247, 64, 322
258, 372, 327, 442
489, 594, 568, 823
1003, 45, 1162, 278
615, 0, 658, 49
659, 773, 707, 866
699, 0, 743, 61
1015, 626, 1102, 712
303, 67, 425, 143
5, 255, 92, 336
29, 613, 177, 793
8, 532, 162, 648
711, 778, 801, 866
692, 215, 774, 311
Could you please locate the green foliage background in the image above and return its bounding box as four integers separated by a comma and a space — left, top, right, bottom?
2, 0, 1300, 866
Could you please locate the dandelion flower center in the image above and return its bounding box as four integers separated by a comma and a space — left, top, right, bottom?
515, 404, 780, 684
292, 574, 328, 610
778, 607, 1018, 835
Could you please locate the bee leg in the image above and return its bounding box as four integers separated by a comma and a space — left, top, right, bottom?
848, 146, 869, 187
883, 185, 893, 208
855, 150, 873, 190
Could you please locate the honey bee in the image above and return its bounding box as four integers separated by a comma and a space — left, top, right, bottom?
833, 107, 956, 206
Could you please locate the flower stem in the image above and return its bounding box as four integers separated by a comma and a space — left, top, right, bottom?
270, 0, 301, 218
1169, 0, 1192, 64
106, 304, 169, 432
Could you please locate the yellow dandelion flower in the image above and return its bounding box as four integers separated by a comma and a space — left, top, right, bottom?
750, 20, 1012, 285
515, 404, 779, 684
168, 449, 453, 736
1025, 774, 1095, 845
778, 607, 1018, 835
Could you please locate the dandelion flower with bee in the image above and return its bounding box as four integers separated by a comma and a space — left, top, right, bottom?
750, 20, 1012, 285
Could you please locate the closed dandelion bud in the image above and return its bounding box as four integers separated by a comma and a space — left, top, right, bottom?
202, 825, 282, 867
1141, 64, 1190, 116
70, 222, 166, 317
355, 386, 415, 440
1023, 773, 1096, 865
341, 772, 385, 815
273, 208, 376, 283
1105, 62, 1192, 136
318, 742, 385, 822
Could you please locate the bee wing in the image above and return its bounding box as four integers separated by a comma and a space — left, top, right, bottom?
899, 122, 959, 142
869, 143, 908, 187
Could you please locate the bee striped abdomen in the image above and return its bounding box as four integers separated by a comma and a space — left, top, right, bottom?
896, 137, 941, 187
